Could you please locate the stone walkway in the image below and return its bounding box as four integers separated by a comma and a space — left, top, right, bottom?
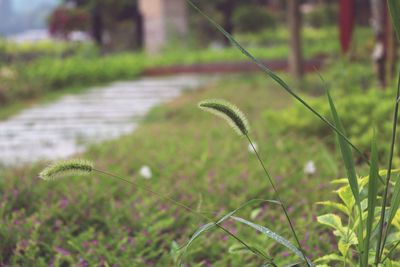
0, 75, 211, 166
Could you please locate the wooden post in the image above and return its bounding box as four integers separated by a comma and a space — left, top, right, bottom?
386, 7, 397, 83
288, 0, 303, 80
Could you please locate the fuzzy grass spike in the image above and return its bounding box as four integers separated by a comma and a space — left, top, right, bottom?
39, 159, 94, 180
198, 99, 249, 136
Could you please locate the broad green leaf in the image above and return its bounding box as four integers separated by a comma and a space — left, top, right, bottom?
327, 91, 359, 205
250, 208, 262, 220
337, 230, 358, 257
316, 201, 349, 215
231, 216, 314, 266
338, 239, 351, 257
331, 178, 349, 185
317, 213, 343, 230
336, 185, 355, 210
386, 175, 400, 235
363, 136, 379, 266
388, 0, 400, 41
314, 253, 351, 264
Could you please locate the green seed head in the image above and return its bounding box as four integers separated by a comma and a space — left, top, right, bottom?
39, 159, 94, 180
198, 99, 250, 136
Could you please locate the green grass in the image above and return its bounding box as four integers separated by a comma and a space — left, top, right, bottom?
0, 26, 373, 121
0, 73, 347, 266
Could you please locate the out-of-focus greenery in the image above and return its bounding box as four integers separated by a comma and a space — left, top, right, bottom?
0, 26, 372, 114
265, 61, 399, 162
303, 4, 337, 28
232, 6, 277, 33
0, 40, 96, 62
0, 74, 339, 266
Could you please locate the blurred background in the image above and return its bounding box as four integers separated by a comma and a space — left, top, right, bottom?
1, 1, 400, 266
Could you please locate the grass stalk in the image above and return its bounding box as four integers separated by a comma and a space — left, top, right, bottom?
186, 0, 369, 167
382, 239, 400, 263
92, 169, 274, 264
375, 70, 400, 263
245, 135, 311, 267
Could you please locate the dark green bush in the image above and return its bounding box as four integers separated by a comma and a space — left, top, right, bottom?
265, 88, 399, 162
304, 4, 337, 28
233, 6, 276, 34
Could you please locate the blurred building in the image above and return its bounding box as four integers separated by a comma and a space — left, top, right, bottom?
139, 0, 188, 54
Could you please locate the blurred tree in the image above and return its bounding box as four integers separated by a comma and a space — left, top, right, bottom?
370, 0, 385, 88
193, 0, 269, 46
63, 0, 143, 49
49, 6, 90, 39
288, 0, 303, 80
369, 0, 398, 89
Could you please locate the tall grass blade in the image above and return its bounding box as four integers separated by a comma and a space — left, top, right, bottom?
382, 174, 400, 251
326, 90, 364, 255
362, 134, 379, 266
181, 199, 280, 263
376, 70, 400, 262
92, 169, 271, 263
388, 0, 400, 40
185, 0, 368, 164
231, 216, 314, 266
326, 91, 360, 205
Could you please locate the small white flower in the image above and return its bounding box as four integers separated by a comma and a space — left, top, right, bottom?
304, 160, 316, 175
248, 142, 257, 154
139, 165, 152, 179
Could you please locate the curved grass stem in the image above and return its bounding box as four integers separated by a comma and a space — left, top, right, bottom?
382, 239, 400, 263
186, 0, 370, 167
375, 70, 400, 263
93, 168, 273, 263
245, 135, 311, 267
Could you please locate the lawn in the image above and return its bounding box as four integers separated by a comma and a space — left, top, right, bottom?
0, 72, 356, 266
0, 26, 373, 121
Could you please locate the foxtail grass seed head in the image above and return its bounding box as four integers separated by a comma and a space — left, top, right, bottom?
39, 159, 94, 180
198, 99, 249, 136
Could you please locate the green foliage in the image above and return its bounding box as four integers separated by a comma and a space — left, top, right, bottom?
233, 6, 276, 34
317, 173, 400, 265
388, 0, 400, 40
304, 4, 337, 28
265, 86, 398, 162
0, 74, 335, 266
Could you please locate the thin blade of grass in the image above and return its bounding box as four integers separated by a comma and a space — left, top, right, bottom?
376, 70, 400, 262
185, 0, 368, 164
180, 199, 280, 262
327, 91, 360, 205
381, 174, 400, 253
326, 90, 364, 255
362, 133, 379, 266
388, 0, 400, 41
231, 216, 314, 266
387, 178, 400, 224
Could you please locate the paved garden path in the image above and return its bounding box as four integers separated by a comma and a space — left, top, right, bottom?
0, 75, 211, 166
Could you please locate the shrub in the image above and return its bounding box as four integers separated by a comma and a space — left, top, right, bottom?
304, 4, 337, 28
265, 88, 398, 162
233, 6, 276, 34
